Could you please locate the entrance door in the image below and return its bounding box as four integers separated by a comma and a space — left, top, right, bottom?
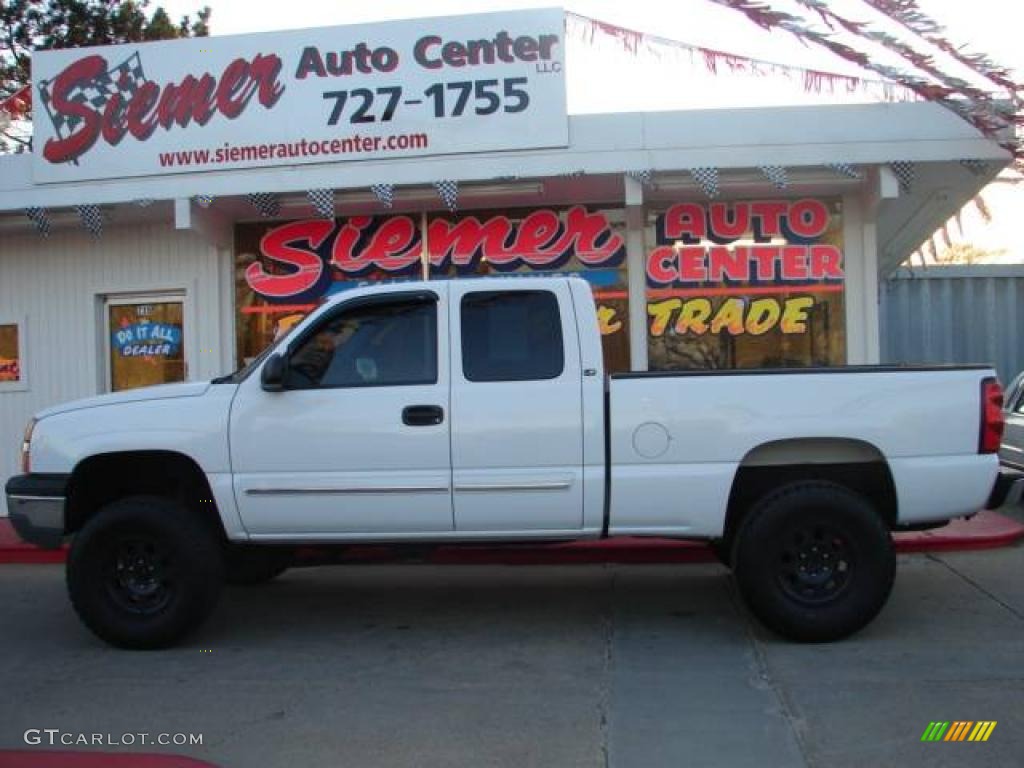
105, 295, 187, 392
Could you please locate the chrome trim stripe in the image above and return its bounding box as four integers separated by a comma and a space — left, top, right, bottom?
7, 494, 66, 502
245, 486, 449, 496
455, 481, 573, 492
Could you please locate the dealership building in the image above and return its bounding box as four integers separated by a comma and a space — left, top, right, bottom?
0, 9, 1012, 514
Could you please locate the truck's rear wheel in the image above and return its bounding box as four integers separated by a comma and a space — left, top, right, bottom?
67, 496, 223, 649
224, 545, 292, 586
731, 481, 895, 642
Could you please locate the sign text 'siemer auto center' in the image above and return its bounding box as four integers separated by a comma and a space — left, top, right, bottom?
0, 7, 1012, 512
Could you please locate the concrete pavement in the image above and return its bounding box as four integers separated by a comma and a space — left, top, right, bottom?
0, 546, 1022, 767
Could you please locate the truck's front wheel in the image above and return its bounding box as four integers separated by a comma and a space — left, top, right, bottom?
731, 481, 895, 642
67, 496, 223, 649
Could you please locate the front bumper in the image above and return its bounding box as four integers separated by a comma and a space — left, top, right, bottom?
986, 467, 1024, 510
5, 474, 69, 549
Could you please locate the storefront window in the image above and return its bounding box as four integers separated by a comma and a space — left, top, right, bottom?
108, 300, 186, 391
235, 206, 632, 374
646, 198, 846, 369
0, 322, 21, 384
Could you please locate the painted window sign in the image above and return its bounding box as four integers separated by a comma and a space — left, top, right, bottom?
243, 205, 625, 301
0, 323, 20, 382
108, 302, 186, 392
645, 199, 845, 369
235, 206, 631, 373
112, 321, 183, 357
234, 198, 844, 373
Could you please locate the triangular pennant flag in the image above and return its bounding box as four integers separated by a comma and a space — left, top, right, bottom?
433, 180, 458, 213
689, 167, 720, 198
307, 188, 334, 219
25, 207, 50, 237
626, 169, 654, 186
889, 162, 915, 193
959, 159, 989, 176
246, 192, 280, 218
370, 184, 395, 208
758, 165, 788, 190
826, 163, 862, 180
194, 194, 214, 208
76, 204, 103, 237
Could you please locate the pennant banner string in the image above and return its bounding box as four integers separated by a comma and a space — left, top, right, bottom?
705, 0, 1020, 156
565, 11, 907, 101
792, 0, 1016, 125
860, 0, 1021, 103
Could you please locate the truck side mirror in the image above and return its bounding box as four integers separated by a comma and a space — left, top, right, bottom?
261, 353, 287, 392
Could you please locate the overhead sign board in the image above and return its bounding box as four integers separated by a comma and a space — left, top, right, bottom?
31, 8, 568, 182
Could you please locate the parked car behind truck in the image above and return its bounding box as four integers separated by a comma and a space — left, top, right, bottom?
7, 276, 1020, 648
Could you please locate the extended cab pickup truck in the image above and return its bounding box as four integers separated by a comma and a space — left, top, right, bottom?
7, 276, 1019, 648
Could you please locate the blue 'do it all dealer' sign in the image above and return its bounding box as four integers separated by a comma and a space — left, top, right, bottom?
112, 322, 182, 358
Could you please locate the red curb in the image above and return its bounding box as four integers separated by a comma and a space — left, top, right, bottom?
2, 511, 1021, 566
0, 751, 217, 767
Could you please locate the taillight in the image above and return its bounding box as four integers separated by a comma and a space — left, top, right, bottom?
979, 377, 1004, 454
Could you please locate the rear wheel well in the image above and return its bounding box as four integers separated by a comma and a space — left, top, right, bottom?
720, 441, 898, 560
66, 451, 225, 541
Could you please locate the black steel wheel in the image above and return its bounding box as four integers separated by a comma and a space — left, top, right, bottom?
775, 523, 854, 605
732, 481, 895, 642
106, 534, 175, 615
67, 496, 223, 649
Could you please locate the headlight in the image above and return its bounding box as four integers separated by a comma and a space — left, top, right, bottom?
20, 417, 36, 474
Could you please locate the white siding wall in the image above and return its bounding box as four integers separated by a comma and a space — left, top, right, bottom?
0, 222, 233, 515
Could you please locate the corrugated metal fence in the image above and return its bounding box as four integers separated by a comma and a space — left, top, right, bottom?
880, 265, 1024, 385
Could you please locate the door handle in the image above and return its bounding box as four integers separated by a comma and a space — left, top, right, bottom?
402, 405, 444, 426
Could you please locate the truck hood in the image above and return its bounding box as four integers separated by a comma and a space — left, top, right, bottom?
36, 381, 215, 419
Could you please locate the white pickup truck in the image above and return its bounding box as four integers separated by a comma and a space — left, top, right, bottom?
7, 276, 1019, 648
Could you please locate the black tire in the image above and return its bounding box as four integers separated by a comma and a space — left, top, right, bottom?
731, 481, 895, 643
224, 546, 292, 586
709, 538, 732, 567
67, 496, 224, 650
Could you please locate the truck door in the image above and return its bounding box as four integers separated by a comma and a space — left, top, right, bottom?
229, 289, 453, 536
449, 283, 584, 531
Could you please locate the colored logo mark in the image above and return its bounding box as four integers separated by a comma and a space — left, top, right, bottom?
921, 721, 997, 742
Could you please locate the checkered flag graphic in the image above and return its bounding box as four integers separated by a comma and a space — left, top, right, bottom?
307, 188, 334, 219
959, 159, 989, 176
433, 180, 459, 212
626, 169, 653, 187
194, 194, 214, 208
826, 163, 862, 180
246, 192, 280, 218
370, 183, 395, 208
689, 167, 720, 198
37, 52, 148, 149
758, 165, 788, 191
25, 207, 50, 237
77, 204, 102, 237
889, 162, 915, 193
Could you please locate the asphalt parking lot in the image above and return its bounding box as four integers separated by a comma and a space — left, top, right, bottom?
0, 544, 1022, 768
